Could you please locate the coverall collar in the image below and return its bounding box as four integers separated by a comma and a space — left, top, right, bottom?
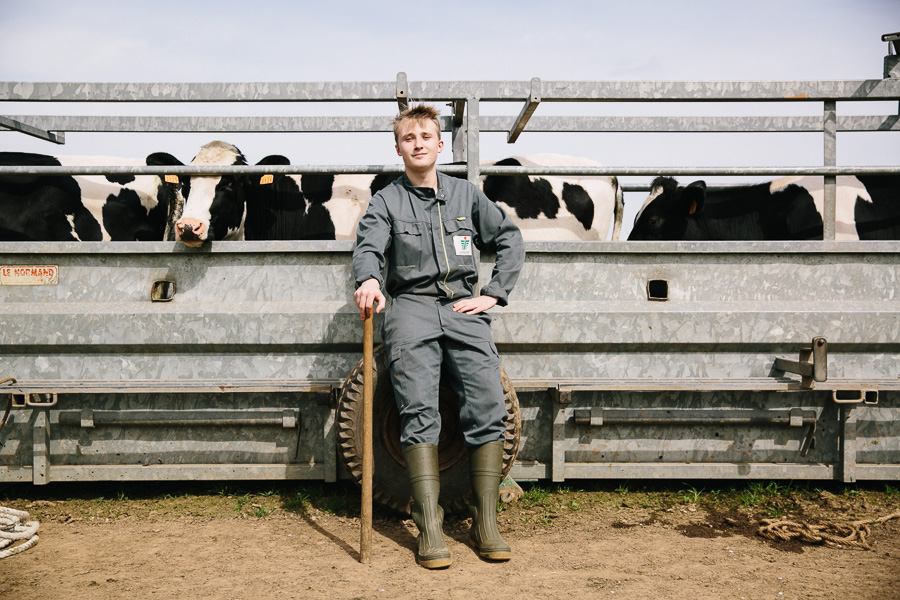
402, 173, 447, 202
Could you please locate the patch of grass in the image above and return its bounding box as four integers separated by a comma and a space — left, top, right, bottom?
521, 485, 552, 508
739, 482, 766, 508
679, 485, 703, 504
233, 494, 250, 512
285, 490, 312, 512
3, 479, 895, 531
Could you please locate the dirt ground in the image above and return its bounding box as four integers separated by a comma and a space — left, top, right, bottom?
2, 481, 899, 600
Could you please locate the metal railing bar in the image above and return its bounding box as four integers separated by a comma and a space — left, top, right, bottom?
3, 114, 897, 134
0, 165, 898, 177
2, 79, 899, 102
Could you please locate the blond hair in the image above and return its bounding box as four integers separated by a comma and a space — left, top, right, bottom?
393, 104, 441, 142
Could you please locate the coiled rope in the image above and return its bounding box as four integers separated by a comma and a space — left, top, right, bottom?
0, 506, 40, 559
758, 509, 900, 550
0, 378, 40, 557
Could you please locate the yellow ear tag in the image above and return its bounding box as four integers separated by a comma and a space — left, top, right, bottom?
260, 174, 274, 185
164, 175, 179, 185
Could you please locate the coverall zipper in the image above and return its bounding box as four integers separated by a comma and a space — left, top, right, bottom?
436, 201, 454, 298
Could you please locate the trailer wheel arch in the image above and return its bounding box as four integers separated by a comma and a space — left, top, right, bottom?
337, 345, 521, 514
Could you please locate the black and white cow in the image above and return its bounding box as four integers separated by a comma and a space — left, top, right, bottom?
174, 141, 249, 246
480, 154, 623, 242
175, 142, 623, 244
628, 175, 900, 241
242, 154, 394, 241
0, 151, 184, 242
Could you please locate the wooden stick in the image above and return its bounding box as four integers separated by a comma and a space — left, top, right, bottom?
359, 311, 374, 564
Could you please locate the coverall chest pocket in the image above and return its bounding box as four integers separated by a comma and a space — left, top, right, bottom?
391, 220, 425, 265
442, 217, 476, 266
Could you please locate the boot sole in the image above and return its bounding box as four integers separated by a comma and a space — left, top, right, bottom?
467, 538, 511, 561
418, 556, 452, 569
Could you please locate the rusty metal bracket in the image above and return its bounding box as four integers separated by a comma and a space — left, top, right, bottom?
550, 387, 572, 404
773, 337, 827, 389
833, 389, 879, 405
17, 392, 58, 407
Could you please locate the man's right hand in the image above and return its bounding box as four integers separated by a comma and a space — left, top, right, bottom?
354, 278, 385, 320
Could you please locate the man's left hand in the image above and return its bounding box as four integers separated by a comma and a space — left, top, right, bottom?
451, 295, 498, 315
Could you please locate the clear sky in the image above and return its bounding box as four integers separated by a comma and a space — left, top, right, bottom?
1, 0, 898, 235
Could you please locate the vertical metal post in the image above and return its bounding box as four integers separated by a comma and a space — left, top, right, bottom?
32, 410, 50, 485
840, 404, 857, 482
466, 97, 481, 186
451, 100, 466, 163
551, 403, 566, 482
359, 313, 374, 564
323, 402, 337, 483
823, 100, 837, 240
395, 72, 409, 112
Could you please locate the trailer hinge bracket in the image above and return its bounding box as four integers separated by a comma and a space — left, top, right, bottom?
773, 337, 827, 389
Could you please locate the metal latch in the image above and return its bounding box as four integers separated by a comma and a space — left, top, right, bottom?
773, 337, 827, 389
832, 389, 879, 405
11, 392, 58, 407
573, 407, 603, 426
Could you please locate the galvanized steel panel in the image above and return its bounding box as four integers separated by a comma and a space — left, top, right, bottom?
1, 241, 898, 484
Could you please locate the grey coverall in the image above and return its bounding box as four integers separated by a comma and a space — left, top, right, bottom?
352, 172, 525, 448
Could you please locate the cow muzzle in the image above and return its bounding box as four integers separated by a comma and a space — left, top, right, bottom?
176, 218, 208, 247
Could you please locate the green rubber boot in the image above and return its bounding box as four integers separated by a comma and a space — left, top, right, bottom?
404, 443, 451, 569
467, 440, 512, 561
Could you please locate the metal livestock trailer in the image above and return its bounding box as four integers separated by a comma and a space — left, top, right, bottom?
2, 41, 899, 508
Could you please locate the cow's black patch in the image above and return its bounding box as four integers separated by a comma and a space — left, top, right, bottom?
562, 182, 594, 231
766, 184, 823, 239
483, 158, 560, 220
370, 173, 398, 196
106, 174, 135, 185
854, 175, 900, 239
0, 151, 103, 241
244, 156, 336, 240
0, 152, 62, 186
102, 188, 148, 240
629, 178, 824, 241
206, 175, 245, 241
302, 174, 335, 205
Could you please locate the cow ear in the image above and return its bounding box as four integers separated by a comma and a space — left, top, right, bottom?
146, 152, 183, 167
682, 180, 706, 215
255, 156, 289, 185
256, 155, 290, 166
146, 152, 184, 185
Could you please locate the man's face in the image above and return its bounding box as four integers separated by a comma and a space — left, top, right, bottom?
395, 120, 443, 172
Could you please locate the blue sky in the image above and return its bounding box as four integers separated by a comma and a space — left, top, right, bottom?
1, 0, 898, 233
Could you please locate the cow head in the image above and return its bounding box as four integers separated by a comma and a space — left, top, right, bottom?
175, 141, 249, 247
628, 177, 706, 241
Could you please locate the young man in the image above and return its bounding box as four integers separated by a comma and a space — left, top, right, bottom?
353, 104, 525, 568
